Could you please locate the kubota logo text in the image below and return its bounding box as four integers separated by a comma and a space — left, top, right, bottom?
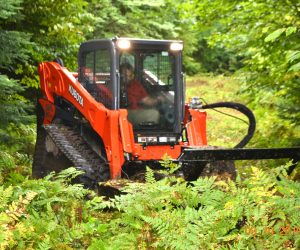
69, 85, 83, 106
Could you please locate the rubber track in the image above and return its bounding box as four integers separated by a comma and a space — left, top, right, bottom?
43, 124, 110, 184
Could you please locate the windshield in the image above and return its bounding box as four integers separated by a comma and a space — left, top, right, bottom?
120, 50, 175, 132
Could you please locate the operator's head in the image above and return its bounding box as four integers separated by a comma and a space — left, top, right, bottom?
83, 66, 91, 73
83, 66, 94, 83
120, 63, 134, 83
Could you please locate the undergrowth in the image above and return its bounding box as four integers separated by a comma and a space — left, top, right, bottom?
1, 164, 299, 249
186, 74, 300, 149
0, 74, 299, 249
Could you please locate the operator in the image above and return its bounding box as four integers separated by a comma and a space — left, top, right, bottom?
120, 63, 160, 125
82, 66, 94, 85
120, 63, 162, 108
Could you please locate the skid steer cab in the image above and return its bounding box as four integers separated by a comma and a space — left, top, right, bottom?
33, 37, 300, 186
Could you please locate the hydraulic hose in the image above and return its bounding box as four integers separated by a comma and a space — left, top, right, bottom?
202, 102, 256, 148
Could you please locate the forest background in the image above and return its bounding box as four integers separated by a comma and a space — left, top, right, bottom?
1, 0, 300, 163
1, 0, 300, 165
0, 0, 300, 248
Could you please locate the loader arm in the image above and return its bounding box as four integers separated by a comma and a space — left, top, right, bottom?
38, 61, 126, 178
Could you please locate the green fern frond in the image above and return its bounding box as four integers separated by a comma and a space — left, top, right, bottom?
0, 185, 14, 210
37, 236, 51, 250
191, 176, 217, 193
43, 171, 56, 181
159, 154, 181, 174
0, 151, 15, 170
54, 167, 85, 183
145, 166, 156, 184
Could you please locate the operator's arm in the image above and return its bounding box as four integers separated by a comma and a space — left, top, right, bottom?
140, 95, 164, 106
127, 80, 148, 109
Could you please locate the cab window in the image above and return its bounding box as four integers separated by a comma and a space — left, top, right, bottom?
81, 49, 112, 109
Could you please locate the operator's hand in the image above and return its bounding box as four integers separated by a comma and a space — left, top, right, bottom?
140, 96, 157, 106
140, 95, 166, 107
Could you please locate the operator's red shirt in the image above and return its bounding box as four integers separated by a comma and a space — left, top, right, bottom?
127, 79, 148, 109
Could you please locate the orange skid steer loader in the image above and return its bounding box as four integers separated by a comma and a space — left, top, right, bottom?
33, 38, 300, 187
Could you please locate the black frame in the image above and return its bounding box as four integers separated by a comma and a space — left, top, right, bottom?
179, 147, 300, 162
78, 39, 118, 109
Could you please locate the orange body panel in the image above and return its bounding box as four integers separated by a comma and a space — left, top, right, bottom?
186, 109, 207, 146
39, 99, 56, 124
38, 62, 208, 179
132, 144, 183, 160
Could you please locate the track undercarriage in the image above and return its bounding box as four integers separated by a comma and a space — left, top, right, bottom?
32, 122, 110, 187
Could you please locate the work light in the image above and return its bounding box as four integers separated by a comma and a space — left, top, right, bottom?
117, 39, 131, 50
170, 42, 183, 51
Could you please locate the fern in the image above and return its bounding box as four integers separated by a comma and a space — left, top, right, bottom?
37, 236, 51, 250
0, 185, 13, 211
1, 159, 300, 249
54, 167, 85, 183
191, 176, 217, 193
159, 153, 181, 174
145, 166, 156, 184
0, 151, 15, 171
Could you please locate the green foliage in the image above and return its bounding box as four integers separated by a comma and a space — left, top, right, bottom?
0, 0, 32, 72
0, 31, 31, 70
179, 2, 243, 74
0, 0, 22, 20
0, 168, 90, 249
185, 73, 300, 171
0, 0, 34, 156
0, 151, 32, 186
88, 0, 178, 39
159, 153, 181, 174
1, 163, 300, 249
0, 2, 299, 248
188, 0, 300, 125
87, 0, 199, 75
16, 0, 95, 86
86, 165, 300, 249
0, 75, 32, 128
0, 74, 34, 164
0, 64, 34, 184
